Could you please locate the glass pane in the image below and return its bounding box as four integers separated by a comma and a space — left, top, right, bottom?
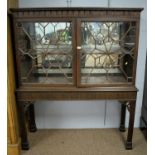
80, 22, 136, 84
17, 22, 73, 84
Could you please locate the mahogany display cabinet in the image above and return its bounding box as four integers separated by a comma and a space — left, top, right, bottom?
9, 7, 143, 150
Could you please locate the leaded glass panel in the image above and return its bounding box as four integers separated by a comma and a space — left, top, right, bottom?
80, 22, 136, 84
16, 22, 73, 84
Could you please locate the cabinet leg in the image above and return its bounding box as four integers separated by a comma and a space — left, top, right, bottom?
28, 103, 37, 132
126, 101, 136, 150
119, 102, 126, 132
17, 101, 29, 150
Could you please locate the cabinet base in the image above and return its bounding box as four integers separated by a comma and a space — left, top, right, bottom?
29, 125, 37, 132
125, 141, 132, 150
119, 125, 126, 132
21, 142, 29, 150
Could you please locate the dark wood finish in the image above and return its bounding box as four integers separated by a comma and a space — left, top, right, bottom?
28, 103, 37, 132
16, 88, 137, 101
10, 7, 143, 21
16, 101, 29, 150
119, 102, 127, 132
9, 7, 143, 150
10, 7, 143, 11
126, 101, 136, 149
132, 20, 140, 85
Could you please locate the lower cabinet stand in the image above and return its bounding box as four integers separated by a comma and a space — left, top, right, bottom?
16, 88, 137, 150
126, 101, 136, 149
17, 101, 30, 150
28, 103, 37, 132
119, 102, 127, 132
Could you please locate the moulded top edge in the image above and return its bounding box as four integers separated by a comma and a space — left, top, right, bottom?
9, 7, 144, 13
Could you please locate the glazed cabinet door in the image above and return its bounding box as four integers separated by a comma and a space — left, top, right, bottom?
77, 19, 138, 87
14, 19, 76, 86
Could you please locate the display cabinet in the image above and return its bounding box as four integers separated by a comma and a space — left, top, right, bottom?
10, 7, 143, 150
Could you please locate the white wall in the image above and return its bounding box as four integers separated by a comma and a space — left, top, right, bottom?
19, 0, 147, 129
19, 0, 108, 7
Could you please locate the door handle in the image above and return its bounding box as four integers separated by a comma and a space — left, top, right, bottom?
77, 46, 82, 50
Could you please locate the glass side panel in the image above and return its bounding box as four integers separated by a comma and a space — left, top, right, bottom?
16, 22, 73, 84
80, 22, 136, 84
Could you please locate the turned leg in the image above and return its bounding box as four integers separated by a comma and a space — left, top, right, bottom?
28, 103, 37, 132
119, 102, 126, 132
17, 101, 29, 150
126, 101, 136, 150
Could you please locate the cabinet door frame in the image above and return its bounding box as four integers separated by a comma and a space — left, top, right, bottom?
13, 18, 77, 87
76, 18, 139, 88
